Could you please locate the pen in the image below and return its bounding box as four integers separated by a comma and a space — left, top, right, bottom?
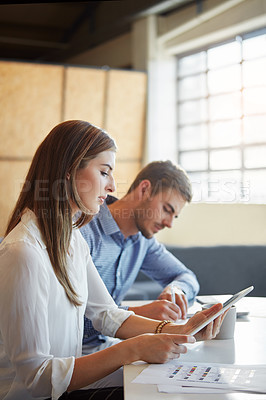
170, 283, 175, 304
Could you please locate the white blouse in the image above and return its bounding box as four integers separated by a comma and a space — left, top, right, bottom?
0, 210, 133, 400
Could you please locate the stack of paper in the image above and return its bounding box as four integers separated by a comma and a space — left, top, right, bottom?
132, 361, 266, 394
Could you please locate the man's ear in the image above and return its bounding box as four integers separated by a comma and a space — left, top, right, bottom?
138, 180, 151, 200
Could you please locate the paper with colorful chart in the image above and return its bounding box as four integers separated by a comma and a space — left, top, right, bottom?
132, 361, 266, 393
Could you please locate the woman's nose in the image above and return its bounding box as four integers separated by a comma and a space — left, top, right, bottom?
107, 175, 116, 193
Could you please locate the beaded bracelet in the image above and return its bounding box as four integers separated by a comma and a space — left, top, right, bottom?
155, 320, 171, 334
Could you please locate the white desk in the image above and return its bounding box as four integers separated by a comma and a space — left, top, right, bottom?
123, 297, 266, 400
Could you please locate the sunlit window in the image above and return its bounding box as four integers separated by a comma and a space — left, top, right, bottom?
177, 30, 266, 203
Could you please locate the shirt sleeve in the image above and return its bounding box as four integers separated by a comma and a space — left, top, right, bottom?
0, 242, 74, 400
84, 250, 134, 336
140, 238, 200, 301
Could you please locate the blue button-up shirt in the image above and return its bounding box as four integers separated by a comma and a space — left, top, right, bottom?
80, 196, 199, 346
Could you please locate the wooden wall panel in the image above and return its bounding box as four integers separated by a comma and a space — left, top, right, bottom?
105, 70, 147, 161
64, 67, 106, 127
0, 61, 147, 234
0, 61, 63, 158
0, 161, 30, 236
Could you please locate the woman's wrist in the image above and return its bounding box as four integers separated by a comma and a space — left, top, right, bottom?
115, 337, 141, 365
163, 322, 185, 334
155, 320, 171, 333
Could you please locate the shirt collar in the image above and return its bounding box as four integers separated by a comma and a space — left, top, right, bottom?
97, 196, 121, 236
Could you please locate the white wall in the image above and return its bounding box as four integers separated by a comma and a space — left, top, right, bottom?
156, 203, 266, 246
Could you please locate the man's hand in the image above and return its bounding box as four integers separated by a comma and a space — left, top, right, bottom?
157, 286, 188, 319
129, 300, 182, 322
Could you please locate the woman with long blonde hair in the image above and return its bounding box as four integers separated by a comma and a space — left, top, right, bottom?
0, 120, 223, 400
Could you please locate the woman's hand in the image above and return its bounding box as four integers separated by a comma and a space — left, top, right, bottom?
165, 303, 225, 341
123, 333, 196, 364
181, 303, 224, 340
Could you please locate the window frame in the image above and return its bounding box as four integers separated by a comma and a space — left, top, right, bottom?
176, 28, 266, 204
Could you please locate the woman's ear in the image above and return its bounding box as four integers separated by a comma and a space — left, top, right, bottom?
66, 173, 70, 180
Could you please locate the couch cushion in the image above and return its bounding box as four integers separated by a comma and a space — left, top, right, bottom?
167, 245, 266, 297
124, 245, 266, 300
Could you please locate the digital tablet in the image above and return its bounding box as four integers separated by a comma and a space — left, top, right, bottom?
189, 285, 254, 335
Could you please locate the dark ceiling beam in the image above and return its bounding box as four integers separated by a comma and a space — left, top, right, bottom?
0, 35, 68, 49
60, 2, 99, 43
0, 0, 196, 63
0, 1, 90, 3
35, 3, 99, 61
39, 0, 189, 62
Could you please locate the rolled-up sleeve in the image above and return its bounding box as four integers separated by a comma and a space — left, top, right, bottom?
84, 252, 134, 337
51, 357, 75, 400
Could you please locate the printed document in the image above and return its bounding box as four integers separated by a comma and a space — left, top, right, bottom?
132, 361, 266, 393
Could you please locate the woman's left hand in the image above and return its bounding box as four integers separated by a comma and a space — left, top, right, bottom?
167, 303, 225, 341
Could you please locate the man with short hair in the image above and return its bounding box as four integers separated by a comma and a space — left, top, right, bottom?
80, 160, 199, 355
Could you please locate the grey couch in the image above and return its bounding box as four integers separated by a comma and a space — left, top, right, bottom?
124, 245, 266, 300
